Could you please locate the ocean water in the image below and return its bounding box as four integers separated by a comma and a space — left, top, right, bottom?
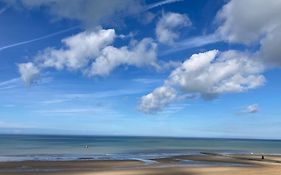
0, 135, 280, 162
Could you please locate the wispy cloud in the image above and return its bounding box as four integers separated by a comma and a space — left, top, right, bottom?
39, 88, 144, 106
157, 103, 189, 116
132, 78, 162, 85
2, 104, 16, 108
40, 99, 70, 105
34, 106, 123, 117
245, 104, 259, 114
235, 104, 260, 115
35, 108, 100, 114
63, 89, 144, 99
0, 120, 35, 129
161, 34, 221, 56
0, 26, 79, 52
0, 78, 21, 90
145, 0, 183, 11
0, 78, 20, 86
0, 76, 51, 90
0, 5, 8, 15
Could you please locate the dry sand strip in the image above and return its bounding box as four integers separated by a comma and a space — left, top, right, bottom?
1, 166, 279, 175
80, 166, 281, 175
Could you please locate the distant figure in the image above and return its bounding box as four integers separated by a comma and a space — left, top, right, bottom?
85, 145, 88, 149
262, 155, 264, 160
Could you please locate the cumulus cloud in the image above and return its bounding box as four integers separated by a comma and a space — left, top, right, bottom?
36, 29, 116, 70
139, 86, 177, 113
87, 38, 158, 76
3, 0, 142, 27
217, 0, 281, 44
217, 0, 281, 67
18, 62, 40, 85
258, 25, 281, 67
169, 50, 265, 95
156, 12, 191, 44
18, 29, 160, 84
141, 0, 281, 113
245, 104, 259, 114
140, 50, 265, 112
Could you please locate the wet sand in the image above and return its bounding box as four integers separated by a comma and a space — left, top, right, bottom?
0, 153, 280, 175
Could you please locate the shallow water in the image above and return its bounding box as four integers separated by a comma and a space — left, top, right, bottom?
0, 134, 280, 162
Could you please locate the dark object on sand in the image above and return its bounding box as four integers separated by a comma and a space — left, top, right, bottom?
262, 155, 264, 160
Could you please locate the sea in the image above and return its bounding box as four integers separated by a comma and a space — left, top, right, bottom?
0, 134, 281, 162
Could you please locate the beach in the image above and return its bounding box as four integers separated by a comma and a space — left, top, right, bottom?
1, 135, 281, 174
1, 0, 281, 174
0, 153, 280, 175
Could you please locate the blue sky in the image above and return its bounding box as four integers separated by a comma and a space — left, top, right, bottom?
0, 0, 281, 139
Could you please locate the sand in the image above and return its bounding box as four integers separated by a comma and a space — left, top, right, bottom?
0, 153, 280, 175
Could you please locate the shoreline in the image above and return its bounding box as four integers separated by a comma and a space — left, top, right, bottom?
0, 153, 281, 175
1, 151, 280, 162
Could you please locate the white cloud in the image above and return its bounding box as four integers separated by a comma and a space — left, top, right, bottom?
87, 38, 158, 76
217, 0, 281, 44
258, 25, 281, 67
217, 0, 281, 67
4, 0, 142, 28
246, 104, 259, 113
156, 12, 191, 44
18, 29, 161, 84
37, 29, 116, 70
18, 62, 40, 85
159, 60, 182, 70
139, 86, 177, 113
17, 29, 115, 84
146, 0, 281, 112
35, 29, 115, 70
140, 50, 265, 112
169, 50, 265, 95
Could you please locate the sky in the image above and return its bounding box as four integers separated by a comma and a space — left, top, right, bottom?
0, 0, 281, 139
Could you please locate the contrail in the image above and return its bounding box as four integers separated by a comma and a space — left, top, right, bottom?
0, 26, 80, 51
0, 78, 20, 87
0, 5, 8, 15
0, 0, 180, 52
161, 34, 221, 56
145, 0, 183, 11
